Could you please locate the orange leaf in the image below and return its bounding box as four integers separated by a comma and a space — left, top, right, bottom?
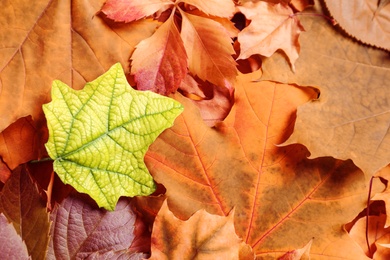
279, 238, 313, 260
237, 1, 304, 70
149, 200, 254, 259
131, 14, 187, 94
180, 0, 235, 17
180, 10, 237, 89
101, 0, 173, 22
0, 0, 158, 133
141, 71, 376, 258
324, 0, 390, 50
0, 116, 47, 171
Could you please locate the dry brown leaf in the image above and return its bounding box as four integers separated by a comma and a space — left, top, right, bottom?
324, 0, 390, 50
0, 0, 158, 133
181, 0, 236, 17
279, 238, 313, 260
237, 1, 304, 70
261, 5, 390, 176
149, 200, 254, 259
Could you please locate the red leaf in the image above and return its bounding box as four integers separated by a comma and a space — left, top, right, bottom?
47, 194, 144, 259
180, 10, 237, 89
101, 0, 174, 22
131, 14, 187, 94
0, 165, 49, 260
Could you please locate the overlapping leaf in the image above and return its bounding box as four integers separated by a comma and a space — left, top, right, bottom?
140, 71, 379, 258
261, 5, 390, 176
149, 200, 253, 259
237, 1, 305, 70
47, 194, 146, 259
43, 63, 183, 210
0, 0, 159, 165
131, 14, 187, 94
0, 165, 50, 260
324, 0, 390, 50
180, 10, 237, 89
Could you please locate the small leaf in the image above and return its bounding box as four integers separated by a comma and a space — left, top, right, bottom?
237, 1, 304, 70
47, 194, 145, 259
131, 14, 188, 94
149, 200, 254, 259
180, 10, 237, 89
101, 0, 174, 22
43, 63, 183, 210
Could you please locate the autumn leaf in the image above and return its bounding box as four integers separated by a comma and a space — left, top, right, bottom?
43, 63, 183, 210
47, 193, 146, 259
0, 116, 47, 172
237, 1, 305, 70
131, 13, 188, 94
181, 0, 235, 17
180, 9, 237, 89
348, 213, 390, 258
261, 4, 390, 176
279, 238, 313, 260
324, 0, 390, 50
0, 214, 29, 260
139, 71, 380, 258
101, 0, 173, 22
0, 0, 158, 133
0, 165, 49, 260
149, 200, 254, 259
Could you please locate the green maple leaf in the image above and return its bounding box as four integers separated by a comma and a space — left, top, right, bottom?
43, 63, 183, 210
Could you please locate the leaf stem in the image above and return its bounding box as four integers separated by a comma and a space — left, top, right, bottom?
366, 176, 374, 256
30, 157, 53, 163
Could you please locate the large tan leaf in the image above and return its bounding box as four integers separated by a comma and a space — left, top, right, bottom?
237, 1, 304, 70
149, 200, 254, 259
141, 71, 379, 258
131, 15, 187, 94
0, 0, 158, 133
261, 6, 390, 176
324, 0, 390, 50
180, 10, 237, 89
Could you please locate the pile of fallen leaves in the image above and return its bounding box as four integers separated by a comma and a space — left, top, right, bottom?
1, 0, 390, 258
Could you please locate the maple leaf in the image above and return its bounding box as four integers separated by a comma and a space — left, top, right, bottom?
237, 1, 305, 70
101, 0, 174, 22
0, 214, 29, 260
0, 165, 50, 260
180, 9, 237, 89
0, 0, 158, 133
138, 71, 382, 258
42, 63, 183, 210
279, 239, 313, 260
131, 14, 188, 94
261, 4, 390, 176
324, 0, 390, 50
149, 200, 254, 259
47, 193, 146, 259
